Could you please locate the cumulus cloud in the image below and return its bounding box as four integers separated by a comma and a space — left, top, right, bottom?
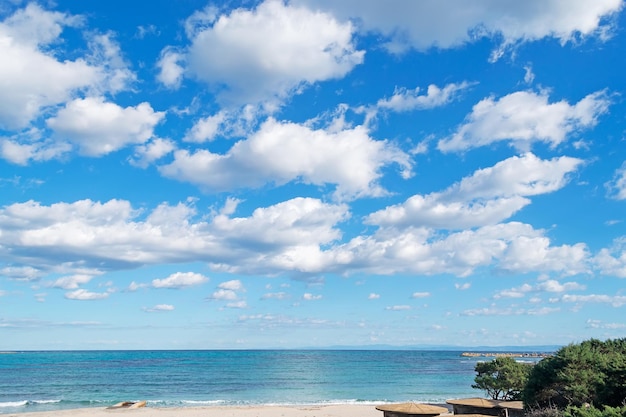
376, 82, 473, 112
156, 47, 185, 89
218, 280, 244, 291
368, 293, 380, 300
332, 222, 590, 277
46, 97, 165, 157
294, 0, 623, 55
65, 289, 110, 300
0, 4, 98, 129
302, 293, 322, 301
152, 272, 209, 289
0, 196, 591, 279
129, 138, 176, 168
51, 274, 95, 290
161, 118, 412, 200
0, 4, 138, 131
438, 90, 610, 152
594, 240, 626, 278
183, 0, 364, 105
366, 153, 583, 229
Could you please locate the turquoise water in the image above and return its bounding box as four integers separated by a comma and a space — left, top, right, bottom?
0, 350, 516, 414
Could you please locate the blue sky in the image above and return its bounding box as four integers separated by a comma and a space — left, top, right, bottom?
1, 0, 626, 350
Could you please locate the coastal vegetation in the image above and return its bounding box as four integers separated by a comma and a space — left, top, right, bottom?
472, 338, 626, 417
472, 356, 531, 400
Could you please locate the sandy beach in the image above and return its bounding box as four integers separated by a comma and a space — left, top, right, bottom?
6, 405, 386, 417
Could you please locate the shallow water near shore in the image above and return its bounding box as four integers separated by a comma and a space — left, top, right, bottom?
0, 350, 541, 414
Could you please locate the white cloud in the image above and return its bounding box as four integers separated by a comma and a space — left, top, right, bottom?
438, 90, 610, 152
0, 196, 591, 279
152, 272, 209, 289
605, 162, 626, 200
536, 279, 586, 292
218, 280, 244, 291
47, 97, 165, 157
261, 292, 289, 300
65, 289, 109, 300
294, 0, 623, 55
86, 32, 136, 93
0, 137, 72, 165
1, 265, 43, 281
51, 274, 95, 290
161, 118, 412, 200
334, 222, 590, 277
562, 294, 626, 307
455, 283, 471, 290
376, 82, 473, 112
595, 245, 626, 278
386, 305, 411, 311
368, 293, 380, 300
303, 293, 322, 301
0, 5, 98, 129
494, 280, 585, 299
144, 304, 175, 312
156, 47, 185, 89
586, 319, 626, 329
185, 0, 364, 105
461, 306, 560, 316
211, 289, 238, 301
129, 138, 175, 168
411, 292, 430, 298
366, 153, 583, 229
225, 300, 248, 309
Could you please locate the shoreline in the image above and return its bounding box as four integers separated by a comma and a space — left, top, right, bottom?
4, 404, 392, 417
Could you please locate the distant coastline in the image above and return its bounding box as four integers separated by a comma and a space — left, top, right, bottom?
461, 351, 552, 358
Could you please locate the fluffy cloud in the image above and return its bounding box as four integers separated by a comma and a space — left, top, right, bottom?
376, 82, 473, 112
438, 91, 610, 152
0, 196, 592, 279
183, 0, 364, 105
152, 272, 209, 289
51, 274, 95, 290
294, 0, 623, 55
332, 222, 590, 277
0, 197, 347, 275
0, 5, 137, 131
0, 4, 98, 129
161, 118, 412, 200
129, 138, 176, 168
366, 153, 583, 229
47, 97, 165, 157
156, 47, 185, 89
594, 242, 626, 278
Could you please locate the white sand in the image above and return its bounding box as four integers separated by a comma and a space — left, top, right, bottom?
6, 405, 385, 417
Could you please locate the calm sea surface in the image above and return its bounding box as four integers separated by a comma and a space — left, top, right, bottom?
0, 350, 534, 414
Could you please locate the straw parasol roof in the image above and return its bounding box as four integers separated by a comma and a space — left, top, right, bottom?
376, 403, 449, 415
497, 401, 524, 410
446, 398, 499, 408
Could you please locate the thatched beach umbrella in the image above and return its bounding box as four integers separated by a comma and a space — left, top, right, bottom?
376, 402, 449, 417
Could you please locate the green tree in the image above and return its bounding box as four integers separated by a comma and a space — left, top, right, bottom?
472, 356, 532, 400
524, 338, 626, 409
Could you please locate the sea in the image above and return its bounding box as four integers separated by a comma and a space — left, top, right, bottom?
0, 350, 544, 414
